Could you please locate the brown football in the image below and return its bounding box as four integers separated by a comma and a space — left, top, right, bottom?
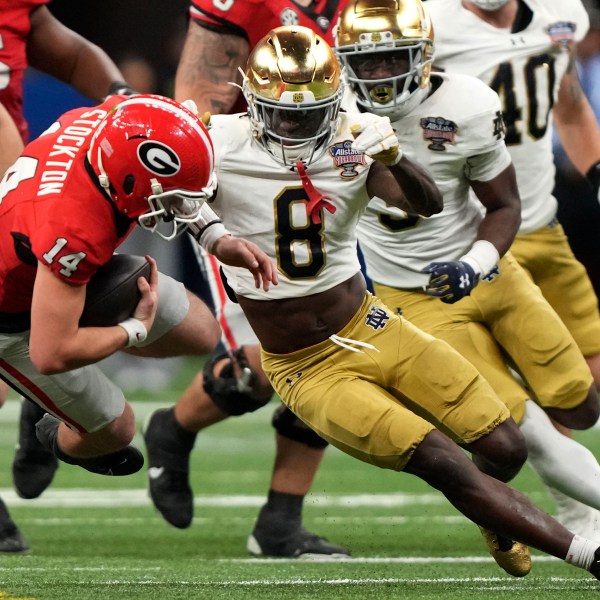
79, 254, 151, 327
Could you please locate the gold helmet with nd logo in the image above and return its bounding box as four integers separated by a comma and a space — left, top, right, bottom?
335, 0, 434, 120
242, 25, 344, 166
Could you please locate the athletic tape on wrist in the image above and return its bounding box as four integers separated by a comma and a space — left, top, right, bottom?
460, 240, 500, 277
200, 222, 230, 253
187, 204, 231, 253
118, 318, 148, 347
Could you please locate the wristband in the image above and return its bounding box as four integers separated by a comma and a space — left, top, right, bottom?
460, 240, 500, 277
586, 160, 600, 195
187, 204, 231, 253
118, 318, 148, 347
199, 222, 230, 253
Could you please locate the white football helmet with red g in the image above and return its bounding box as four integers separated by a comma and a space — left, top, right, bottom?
88, 94, 216, 240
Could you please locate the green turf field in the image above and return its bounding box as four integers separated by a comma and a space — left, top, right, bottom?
0, 363, 599, 599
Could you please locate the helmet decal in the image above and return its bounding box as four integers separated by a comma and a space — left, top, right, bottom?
137, 141, 181, 176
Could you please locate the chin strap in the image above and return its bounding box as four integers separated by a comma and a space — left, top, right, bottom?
295, 161, 336, 225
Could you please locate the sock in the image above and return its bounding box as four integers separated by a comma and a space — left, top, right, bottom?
256, 490, 304, 531
520, 400, 600, 509
161, 408, 197, 454
565, 534, 598, 570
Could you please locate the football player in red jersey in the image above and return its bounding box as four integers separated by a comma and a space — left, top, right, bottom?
176, 0, 348, 115
0, 1, 133, 145
141, 0, 354, 559
0, 94, 276, 546
0, 105, 23, 176
0, 0, 142, 551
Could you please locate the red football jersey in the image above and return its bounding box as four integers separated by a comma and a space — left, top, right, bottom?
0, 95, 135, 314
189, 0, 349, 113
0, 0, 50, 143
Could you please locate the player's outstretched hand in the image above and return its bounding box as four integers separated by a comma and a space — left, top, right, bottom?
212, 236, 278, 292
132, 255, 159, 330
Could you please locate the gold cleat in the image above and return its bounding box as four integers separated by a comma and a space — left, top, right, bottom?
478, 527, 532, 577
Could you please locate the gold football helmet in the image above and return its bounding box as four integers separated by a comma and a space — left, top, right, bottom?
335, 0, 434, 120
242, 25, 343, 166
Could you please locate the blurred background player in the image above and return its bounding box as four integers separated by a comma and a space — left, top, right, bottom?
553, 0, 600, 298
0, 103, 28, 553
426, 0, 600, 543
143, 0, 353, 558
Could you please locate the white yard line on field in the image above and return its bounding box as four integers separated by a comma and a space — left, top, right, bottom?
0, 489, 445, 508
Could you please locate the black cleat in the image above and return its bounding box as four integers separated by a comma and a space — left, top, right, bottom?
143, 408, 195, 529
247, 524, 351, 559
12, 400, 58, 499
0, 498, 29, 554
35, 413, 144, 476
590, 547, 600, 580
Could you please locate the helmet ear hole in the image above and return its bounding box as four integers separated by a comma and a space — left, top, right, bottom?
123, 175, 135, 195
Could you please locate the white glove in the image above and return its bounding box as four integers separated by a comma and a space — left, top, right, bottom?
350, 113, 402, 166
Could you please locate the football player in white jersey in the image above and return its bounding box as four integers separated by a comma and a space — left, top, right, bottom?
427, 0, 600, 539
335, 0, 600, 573
190, 23, 600, 581
142, 0, 355, 560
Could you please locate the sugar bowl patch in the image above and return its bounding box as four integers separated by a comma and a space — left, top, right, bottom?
420, 117, 458, 151
330, 140, 368, 178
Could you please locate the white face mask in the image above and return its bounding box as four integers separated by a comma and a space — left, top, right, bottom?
467, 0, 511, 10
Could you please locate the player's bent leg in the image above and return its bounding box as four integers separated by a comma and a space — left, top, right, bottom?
521, 400, 600, 509
518, 400, 600, 543
248, 408, 350, 558
406, 430, 583, 577
468, 417, 528, 483
129, 283, 221, 358
35, 402, 143, 476
544, 384, 600, 431
12, 399, 58, 499
460, 423, 530, 576
144, 347, 271, 528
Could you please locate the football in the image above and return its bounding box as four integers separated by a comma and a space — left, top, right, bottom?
79, 254, 152, 327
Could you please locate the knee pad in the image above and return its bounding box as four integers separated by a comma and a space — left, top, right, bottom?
271, 404, 329, 449
202, 348, 270, 416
